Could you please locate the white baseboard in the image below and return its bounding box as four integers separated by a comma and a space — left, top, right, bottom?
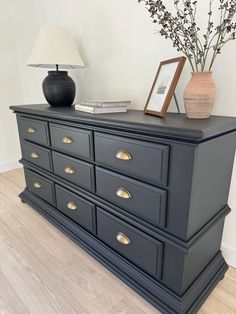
221, 243, 236, 268
0, 160, 22, 173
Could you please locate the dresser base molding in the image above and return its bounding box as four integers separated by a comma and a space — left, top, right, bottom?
19, 189, 228, 314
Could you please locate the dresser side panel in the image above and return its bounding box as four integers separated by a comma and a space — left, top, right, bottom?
164, 142, 195, 239
181, 219, 225, 294
187, 132, 236, 239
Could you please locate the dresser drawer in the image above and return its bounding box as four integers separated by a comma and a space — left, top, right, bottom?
52, 151, 95, 192
21, 141, 52, 172
96, 167, 167, 227
97, 208, 163, 279
50, 123, 93, 160
55, 185, 96, 233
94, 133, 169, 186
24, 169, 55, 205
17, 117, 49, 145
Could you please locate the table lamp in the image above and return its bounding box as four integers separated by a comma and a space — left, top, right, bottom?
28, 26, 85, 107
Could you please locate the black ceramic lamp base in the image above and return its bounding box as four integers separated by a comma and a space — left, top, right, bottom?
42, 71, 76, 107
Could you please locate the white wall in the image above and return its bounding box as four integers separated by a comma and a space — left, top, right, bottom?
0, 1, 22, 172
4, 0, 236, 266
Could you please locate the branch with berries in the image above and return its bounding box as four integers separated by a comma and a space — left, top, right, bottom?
138, 0, 236, 71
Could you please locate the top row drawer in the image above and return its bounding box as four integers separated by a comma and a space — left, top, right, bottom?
18, 117, 169, 186
17, 117, 50, 146
50, 123, 93, 160
95, 133, 169, 186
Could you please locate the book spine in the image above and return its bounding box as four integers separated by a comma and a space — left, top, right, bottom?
75, 105, 95, 113
80, 102, 102, 107
80, 102, 130, 108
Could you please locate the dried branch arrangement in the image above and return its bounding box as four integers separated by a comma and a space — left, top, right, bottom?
138, 0, 236, 71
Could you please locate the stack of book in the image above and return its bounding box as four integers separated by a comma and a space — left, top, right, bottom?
75, 100, 130, 114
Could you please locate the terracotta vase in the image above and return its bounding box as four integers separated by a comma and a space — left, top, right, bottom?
184, 71, 216, 119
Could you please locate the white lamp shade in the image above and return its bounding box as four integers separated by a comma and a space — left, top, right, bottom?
28, 26, 85, 69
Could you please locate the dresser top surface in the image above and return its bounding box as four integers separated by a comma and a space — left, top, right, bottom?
10, 104, 236, 142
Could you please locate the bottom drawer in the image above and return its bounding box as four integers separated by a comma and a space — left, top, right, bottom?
97, 208, 163, 279
24, 169, 55, 205
55, 185, 96, 234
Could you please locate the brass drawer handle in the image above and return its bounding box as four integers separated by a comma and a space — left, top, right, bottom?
64, 166, 75, 174
63, 136, 73, 144
116, 232, 131, 245
116, 150, 132, 161
30, 152, 39, 159
67, 201, 77, 210
33, 182, 42, 189
27, 127, 36, 133
116, 188, 132, 199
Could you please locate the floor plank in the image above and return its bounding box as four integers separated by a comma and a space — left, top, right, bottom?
110, 297, 147, 314
1, 168, 25, 188
0, 169, 235, 313
0, 269, 29, 314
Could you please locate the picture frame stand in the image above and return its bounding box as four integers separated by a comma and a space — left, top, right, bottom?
173, 93, 181, 114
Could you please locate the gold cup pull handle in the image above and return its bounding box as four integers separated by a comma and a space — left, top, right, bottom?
116, 188, 132, 199
64, 166, 75, 174
27, 127, 36, 133
63, 136, 73, 144
30, 152, 39, 159
116, 150, 132, 161
33, 182, 42, 189
116, 232, 131, 245
67, 201, 77, 211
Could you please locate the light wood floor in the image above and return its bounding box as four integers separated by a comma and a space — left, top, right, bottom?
0, 169, 236, 314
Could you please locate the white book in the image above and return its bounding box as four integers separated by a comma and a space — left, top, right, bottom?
75, 104, 127, 114
79, 100, 131, 108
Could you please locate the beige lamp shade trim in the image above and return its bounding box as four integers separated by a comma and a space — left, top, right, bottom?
27, 26, 85, 69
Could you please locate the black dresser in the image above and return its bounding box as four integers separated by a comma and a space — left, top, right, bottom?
10, 104, 236, 313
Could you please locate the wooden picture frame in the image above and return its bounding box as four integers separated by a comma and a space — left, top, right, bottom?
144, 57, 186, 117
